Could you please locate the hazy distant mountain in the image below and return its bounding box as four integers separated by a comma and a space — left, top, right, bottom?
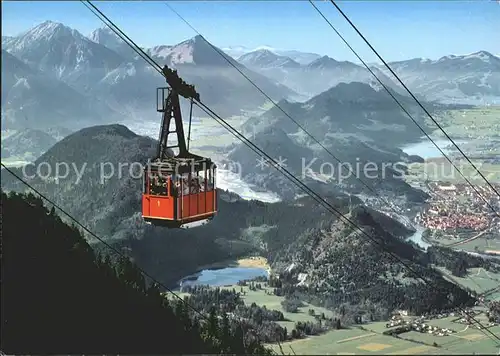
238, 49, 301, 69
147, 35, 243, 67
1, 49, 115, 130
274, 50, 322, 65
243, 81, 441, 145
237, 48, 500, 105
384, 51, 500, 105
90, 31, 296, 117
238, 50, 403, 98
223, 45, 321, 65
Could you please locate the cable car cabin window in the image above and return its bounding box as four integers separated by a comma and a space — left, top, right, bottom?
149, 173, 169, 196
169, 170, 215, 196
203, 168, 214, 191
210, 166, 216, 191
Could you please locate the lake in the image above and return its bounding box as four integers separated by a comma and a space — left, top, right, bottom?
178, 267, 269, 289
400, 138, 468, 159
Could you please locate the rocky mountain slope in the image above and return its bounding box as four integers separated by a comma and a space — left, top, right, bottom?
1, 49, 115, 130
238, 50, 399, 97
268, 206, 480, 316
3, 21, 124, 92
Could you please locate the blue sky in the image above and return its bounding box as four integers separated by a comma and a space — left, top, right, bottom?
2, 1, 499, 62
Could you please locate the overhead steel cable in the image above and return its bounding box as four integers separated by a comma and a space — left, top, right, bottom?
162, 1, 415, 226
81, 1, 163, 75
328, 0, 500, 200
161, 0, 495, 307
194, 99, 500, 344
309, 0, 500, 219
82, 0, 499, 342
0, 162, 211, 324
77, 0, 499, 343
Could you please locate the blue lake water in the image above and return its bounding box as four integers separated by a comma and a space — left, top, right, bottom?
178, 267, 269, 289
400, 138, 468, 159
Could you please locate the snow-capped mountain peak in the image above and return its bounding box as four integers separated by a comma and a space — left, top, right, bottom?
147, 35, 237, 67
88, 26, 120, 45
8, 20, 85, 52
87, 26, 140, 58
148, 45, 173, 59
437, 50, 498, 63
463, 50, 497, 62
3, 20, 125, 89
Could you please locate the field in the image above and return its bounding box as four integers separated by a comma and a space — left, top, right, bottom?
406, 158, 500, 184
405, 107, 500, 184
429, 234, 500, 254
167, 284, 500, 354
190, 114, 248, 152
435, 267, 500, 300
430, 107, 500, 140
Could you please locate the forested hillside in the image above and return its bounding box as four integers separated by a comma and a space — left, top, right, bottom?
266, 206, 480, 319
1, 190, 272, 354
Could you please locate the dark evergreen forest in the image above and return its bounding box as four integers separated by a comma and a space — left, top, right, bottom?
1, 190, 272, 354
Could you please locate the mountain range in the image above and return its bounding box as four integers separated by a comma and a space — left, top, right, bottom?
222, 45, 322, 65
2, 21, 295, 129
238, 48, 500, 103
3, 20, 498, 135
1, 48, 115, 131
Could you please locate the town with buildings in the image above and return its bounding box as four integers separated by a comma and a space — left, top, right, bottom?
415, 181, 500, 235
385, 309, 498, 337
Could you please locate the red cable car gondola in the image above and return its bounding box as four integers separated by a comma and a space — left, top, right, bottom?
142, 65, 217, 228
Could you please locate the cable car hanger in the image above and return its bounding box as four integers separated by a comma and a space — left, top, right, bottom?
142, 65, 218, 229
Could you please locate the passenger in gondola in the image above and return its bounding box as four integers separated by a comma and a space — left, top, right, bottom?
207, 178, 214, 191
161, 179, 168, 195
190, 177, 200, 194
199, 175, 205, 192
182, 175, 190, 195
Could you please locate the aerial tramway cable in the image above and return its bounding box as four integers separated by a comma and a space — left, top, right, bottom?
161, 2, 413, 227
161, 1, 497, 299
0, 163, 211, 323
310, 0, 500, 216
163, 1, 500, 225
9, 0, 494, 344
80, 0, 500, 343
328, 0, 500, 199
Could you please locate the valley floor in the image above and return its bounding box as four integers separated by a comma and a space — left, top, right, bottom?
170, 280, 500, 355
